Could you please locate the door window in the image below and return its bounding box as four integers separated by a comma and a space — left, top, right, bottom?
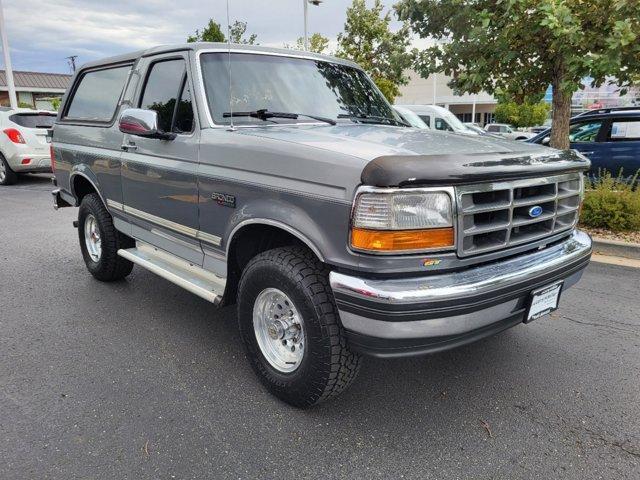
140, 59, 194, 134
435, 117, 453, 131
607, 120, 640, 141
569, 121, 603, 143
65, 65, 131, 122
418, 115, 431, 127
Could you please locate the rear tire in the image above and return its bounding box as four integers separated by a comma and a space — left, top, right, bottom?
78, 193, 134, 281
237, 246, 361, 408
0, 154, 17, 185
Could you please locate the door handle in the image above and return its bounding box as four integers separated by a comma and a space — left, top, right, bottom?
121, 143, 138, 152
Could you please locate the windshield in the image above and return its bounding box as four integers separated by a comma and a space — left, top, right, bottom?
394, 107, 428, 129
200, 53, 400, 126
436, 109, 469, 133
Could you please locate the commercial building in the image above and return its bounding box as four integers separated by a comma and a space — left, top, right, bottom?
0, 70, 72, 110
397, 70, 640, 126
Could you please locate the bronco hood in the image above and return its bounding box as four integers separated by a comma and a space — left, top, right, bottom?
238, 124, 590, 186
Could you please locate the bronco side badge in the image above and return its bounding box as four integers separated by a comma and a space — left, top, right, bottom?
211, 192, 236, 208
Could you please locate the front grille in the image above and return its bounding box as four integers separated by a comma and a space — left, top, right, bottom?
455, 173, 582, 257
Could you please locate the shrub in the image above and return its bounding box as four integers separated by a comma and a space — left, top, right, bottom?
580, 170, 640, 232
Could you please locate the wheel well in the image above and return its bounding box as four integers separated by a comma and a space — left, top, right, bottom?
72, 175, 98, 204
222, 224, 312, 305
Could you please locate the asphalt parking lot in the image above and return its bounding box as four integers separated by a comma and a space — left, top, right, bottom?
1, 175, 639, 479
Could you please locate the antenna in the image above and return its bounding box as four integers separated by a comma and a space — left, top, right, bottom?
226, 0, 235, 131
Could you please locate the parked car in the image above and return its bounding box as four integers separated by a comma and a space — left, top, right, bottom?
484, 123, 535, 140
0, 107, 56, 185
51, 43, 592, 407
528, 107, 640, 179
399, 104, 477, 135
463, 122, 499, 136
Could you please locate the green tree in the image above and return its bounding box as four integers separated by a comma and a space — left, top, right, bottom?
494, 101, 550, 128
187, 19, 225, 43
229, 20, 258, 45
337, 0, 412, 103
50, 97, 61, 111
187, 19, 257, 44
396, 0, 640, 149
292, 33, 330, 54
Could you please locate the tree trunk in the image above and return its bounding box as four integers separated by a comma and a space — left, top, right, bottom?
550, 74, 572, 150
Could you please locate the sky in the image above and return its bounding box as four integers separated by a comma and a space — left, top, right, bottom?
2, 0, 404, 74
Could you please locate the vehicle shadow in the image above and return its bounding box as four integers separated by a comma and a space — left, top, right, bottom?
112, 266, 559, 431
11, 173, 54, 188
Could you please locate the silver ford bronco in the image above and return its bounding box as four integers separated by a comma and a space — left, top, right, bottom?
51, 43, 592, 407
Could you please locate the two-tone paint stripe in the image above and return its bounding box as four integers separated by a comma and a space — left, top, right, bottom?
106, 199, 222, 247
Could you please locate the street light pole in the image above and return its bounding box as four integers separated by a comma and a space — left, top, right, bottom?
0, 0, 17, 109
303, 0, 308, 50
303, 0, 322, 51
432, 73, 437, 105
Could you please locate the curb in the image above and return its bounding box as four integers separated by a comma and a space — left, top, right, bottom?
591, 236, 640, 260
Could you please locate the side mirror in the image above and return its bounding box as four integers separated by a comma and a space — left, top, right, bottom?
542, 136, 551, 146
118, 108, 176, 140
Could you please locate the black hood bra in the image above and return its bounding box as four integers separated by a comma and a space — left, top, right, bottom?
361, 150, 591, 187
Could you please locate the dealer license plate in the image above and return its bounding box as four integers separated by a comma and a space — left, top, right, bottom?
525, 282, 563, 323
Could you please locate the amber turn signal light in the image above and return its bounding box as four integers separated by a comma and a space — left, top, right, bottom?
351, 227, 454, 252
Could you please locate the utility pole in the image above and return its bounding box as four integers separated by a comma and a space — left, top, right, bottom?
0, 0, 17, 109
66, 55, 78, 73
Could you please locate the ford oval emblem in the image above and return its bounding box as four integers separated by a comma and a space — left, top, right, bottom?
529, 205, 543, 218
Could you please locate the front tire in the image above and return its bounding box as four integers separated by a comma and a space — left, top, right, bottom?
238, 247, 361, 408
0, 154, 17, 185
78, 193, 134, 281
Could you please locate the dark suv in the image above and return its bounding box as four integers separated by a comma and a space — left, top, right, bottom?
528, 107, 640, 179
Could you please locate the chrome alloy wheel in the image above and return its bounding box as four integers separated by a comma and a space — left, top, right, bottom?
253, 288, 305, 373
0, 160, 6, 182
83, 213, 102, 262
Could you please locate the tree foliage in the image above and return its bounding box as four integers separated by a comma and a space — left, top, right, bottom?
494, 101, 550, 128
187, 19, 225, 43
229, 21, 258, 45
187, 20, 257, 44
337, 0, 412, 103
396, 0, 640, 149
294, 33, 330, 54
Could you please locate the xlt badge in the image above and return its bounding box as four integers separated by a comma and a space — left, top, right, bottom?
211, 192, 236, 208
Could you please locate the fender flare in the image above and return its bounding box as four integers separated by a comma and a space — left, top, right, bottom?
69, 168, 105, 207
226, 218, 326, 262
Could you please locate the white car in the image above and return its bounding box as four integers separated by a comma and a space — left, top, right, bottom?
0, 107, 56, 185
396, 104, 478, 135
484, 123, 535, 141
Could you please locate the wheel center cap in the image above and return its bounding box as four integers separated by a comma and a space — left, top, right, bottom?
268, 321, 284, 340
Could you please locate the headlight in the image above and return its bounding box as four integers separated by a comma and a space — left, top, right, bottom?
350, 188, 455, 253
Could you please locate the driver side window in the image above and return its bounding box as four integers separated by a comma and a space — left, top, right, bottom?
569, 121, 603, 143
140, 58, 194, 134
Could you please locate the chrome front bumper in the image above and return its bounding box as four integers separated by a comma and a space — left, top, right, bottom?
330, 230, 592, 357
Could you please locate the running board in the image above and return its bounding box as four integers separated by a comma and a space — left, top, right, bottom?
117, 243, 225, 305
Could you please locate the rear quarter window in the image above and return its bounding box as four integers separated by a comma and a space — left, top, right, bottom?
9, 113, 56, 128
609, 120, 640, 141
64, 65, 131, 122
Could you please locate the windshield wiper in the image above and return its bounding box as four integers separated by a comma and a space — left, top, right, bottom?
337, 112, 409, 127
223, 109, 336, 125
